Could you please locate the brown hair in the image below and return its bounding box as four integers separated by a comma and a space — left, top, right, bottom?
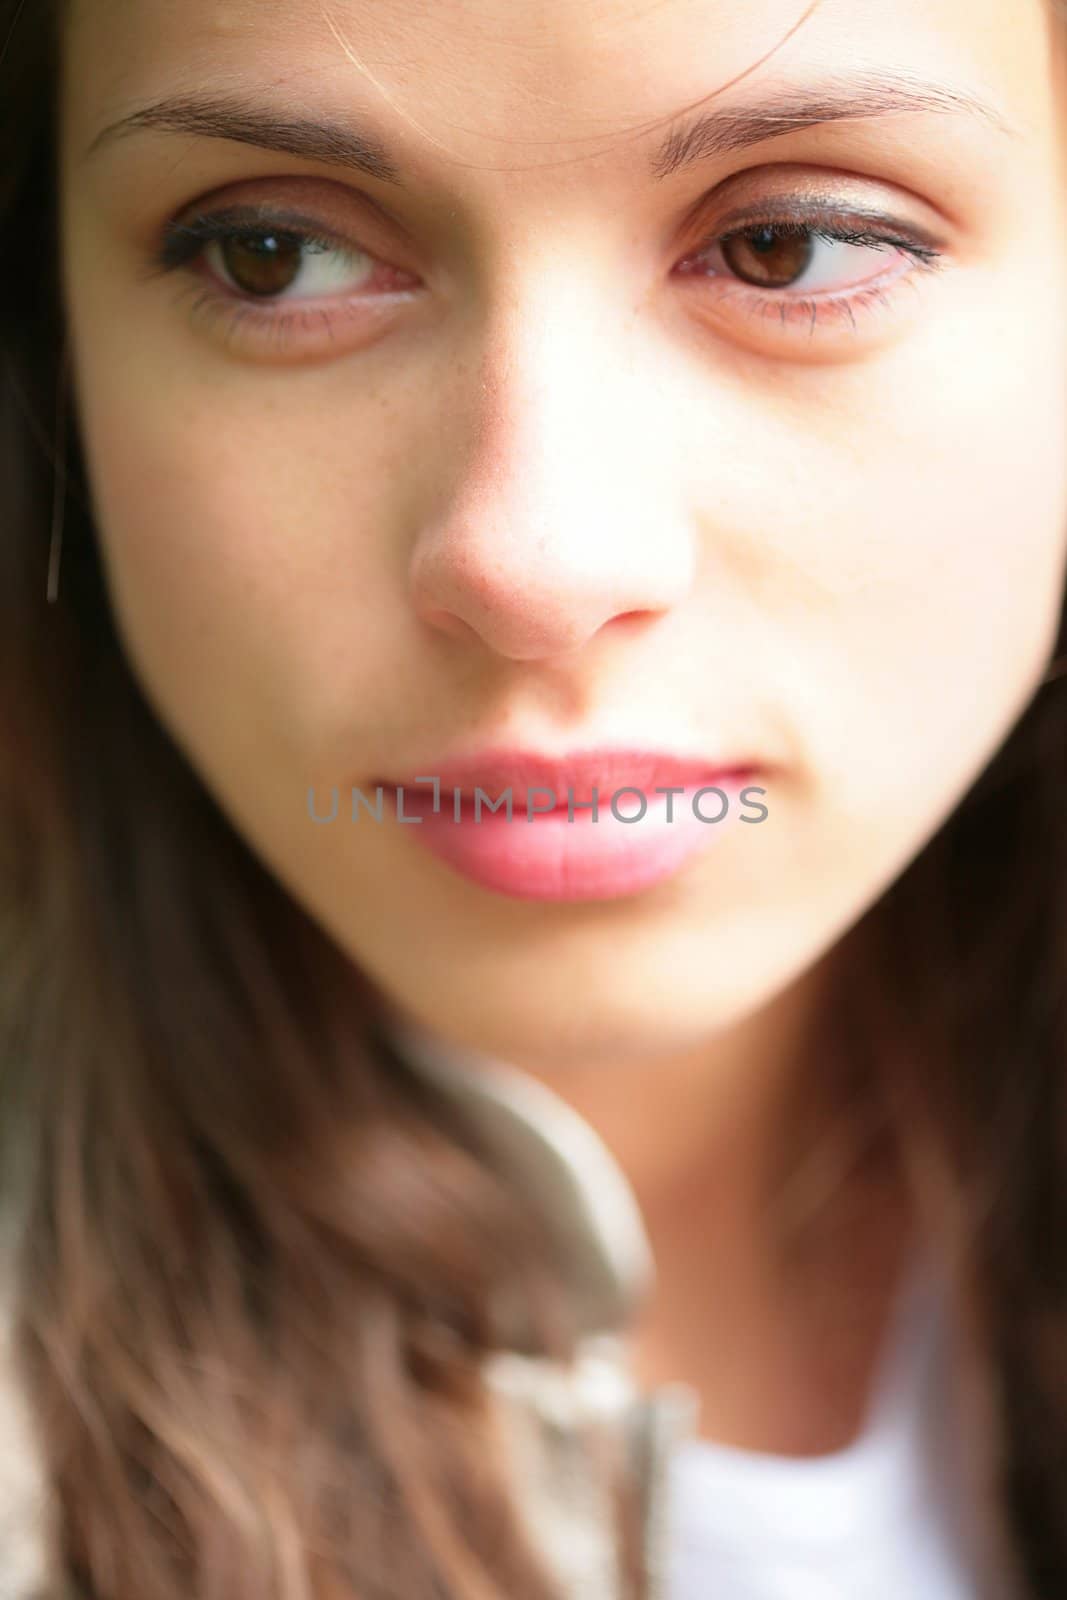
2, 1, 1067, 1596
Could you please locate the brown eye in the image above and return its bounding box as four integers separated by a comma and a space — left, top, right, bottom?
199, 227, 375, 303
720, 226, 816, 290
219, 233, 305, 298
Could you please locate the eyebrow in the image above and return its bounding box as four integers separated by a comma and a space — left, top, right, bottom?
85, 68, 1017, 188
650, 68, 1017, 179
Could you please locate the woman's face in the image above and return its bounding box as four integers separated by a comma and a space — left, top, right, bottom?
59, 0, 1067, 1066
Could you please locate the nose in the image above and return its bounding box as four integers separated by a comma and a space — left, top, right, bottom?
407, 295, 697, 662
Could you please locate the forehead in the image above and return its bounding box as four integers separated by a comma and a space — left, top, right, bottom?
64, 0, 1054, 172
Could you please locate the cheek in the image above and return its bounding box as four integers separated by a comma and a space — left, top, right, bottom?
883, 346, 1067, 729
69, 353, 411, 783
747, 296, 1067, 886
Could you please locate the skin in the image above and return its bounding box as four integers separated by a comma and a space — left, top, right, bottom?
59, 0, 1067, 1451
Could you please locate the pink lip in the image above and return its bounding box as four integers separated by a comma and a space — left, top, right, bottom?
374, 745, 763, 902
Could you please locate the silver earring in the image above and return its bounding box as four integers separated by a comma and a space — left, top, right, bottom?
46, 342, 70, 606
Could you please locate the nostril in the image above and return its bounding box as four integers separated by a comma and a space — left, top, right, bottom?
416, 605, 477, 640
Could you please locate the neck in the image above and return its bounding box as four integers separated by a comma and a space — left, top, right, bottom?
483, 957, 916, 1455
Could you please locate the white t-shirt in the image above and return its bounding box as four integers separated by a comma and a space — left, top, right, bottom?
379, 1011, 1018, 1600
665, 1251, 993, 1600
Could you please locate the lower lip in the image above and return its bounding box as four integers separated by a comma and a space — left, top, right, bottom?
384, 773, 757, 902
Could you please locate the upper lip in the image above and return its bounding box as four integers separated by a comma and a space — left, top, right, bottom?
379, 745, 759, 805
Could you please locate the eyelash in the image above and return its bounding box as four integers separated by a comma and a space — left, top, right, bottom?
145, 203, 946, 353
683, 214, 945, 335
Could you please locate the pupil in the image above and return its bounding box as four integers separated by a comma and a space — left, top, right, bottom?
720, 225, 815, 289
222, 233, 302, 297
